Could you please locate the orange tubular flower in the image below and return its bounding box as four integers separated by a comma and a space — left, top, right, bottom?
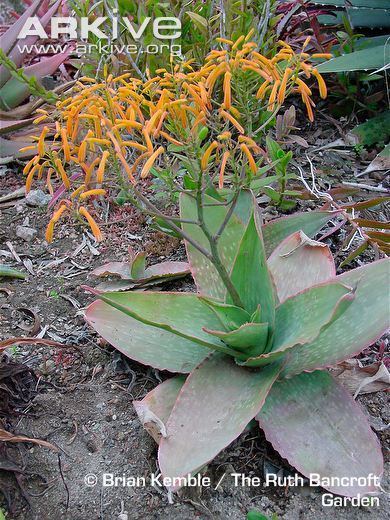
79, 207, 103, 242
219, 151, 230, 189
312, 68, 327, 99
141, 146, 165, 179
55, 158, 70, 189
312, 53, 333, 59
256, 81, 270, 100
301, 93, 315, 122
278, 67, 292, 105
201, 141, 219, 171
25, 164, 39, 193
160, 131, 184, 146
240, 143, 257, 174
45, 204, 68, 243
223, 71, 232, 109
295, 78, 312, 96
78, 140, 87, 163
219, 110, 244, 134
38, 126, 49, 157
79, 189, 106, 200
96, 151, 110, 184
61, 128, 71, 162
268, 80, 280, 112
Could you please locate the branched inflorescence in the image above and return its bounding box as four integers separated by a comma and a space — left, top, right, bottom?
23, 35, 330, 241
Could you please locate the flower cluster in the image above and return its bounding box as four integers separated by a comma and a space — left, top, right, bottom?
23, 35, 329, 242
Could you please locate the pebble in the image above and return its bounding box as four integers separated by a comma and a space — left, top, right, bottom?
25, 189, 51, 207
16, 225, 37, 242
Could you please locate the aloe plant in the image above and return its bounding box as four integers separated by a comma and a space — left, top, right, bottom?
85, 189, 389, 498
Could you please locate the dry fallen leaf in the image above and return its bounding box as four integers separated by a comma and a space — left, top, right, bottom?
331, 360, 390, 397
0, 429, 58, 452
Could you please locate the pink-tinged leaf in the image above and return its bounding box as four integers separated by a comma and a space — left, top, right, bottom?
0, 48, 71, 110
240, 282, 354, 367
91, 260, 189, 285
257, 371, 383, 497
85, 300, 208, 373
262, 210, 340, 257
89, 291, 246, 358
229, 209, 276, 324
0, 118, 34, 135
180, 190, 253, 299
144, 261, 190, 280
158, 354, 281, 490
95, 280, 136, 292
282, 258, 390, 377
0, 0, 41, 56
268, 231, 335, 302
91, 262, 131, 279
48, 172, 82, 209
134, 376, 185, 443
0, 136, 36, 159
0, 0, 62, 87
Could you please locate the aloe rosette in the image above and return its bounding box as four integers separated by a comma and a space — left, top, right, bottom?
85, 191, 389, 497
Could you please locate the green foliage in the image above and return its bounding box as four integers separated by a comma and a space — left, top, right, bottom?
0, 265, 26, 279
0, 50, 57, 110
247, 511, 278, 520
350, 111, 390, 147
264, 137, 297, 209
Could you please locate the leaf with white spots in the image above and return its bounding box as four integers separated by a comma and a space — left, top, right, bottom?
158, 354, 281, 490
281, 258, 390, 377
257, 371, 383, 497
268, 231, 336, 302
180, 191, 253, 299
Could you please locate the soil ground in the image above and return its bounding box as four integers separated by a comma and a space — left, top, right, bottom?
0, 113, 389, 519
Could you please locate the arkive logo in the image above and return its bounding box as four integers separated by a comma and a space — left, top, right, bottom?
17, 15, 182, 41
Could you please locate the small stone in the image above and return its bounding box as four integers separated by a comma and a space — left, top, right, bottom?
26, 189, 51, 207
16, 225, 37, 242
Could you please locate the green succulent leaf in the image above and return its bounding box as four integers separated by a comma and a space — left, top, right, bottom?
199, 298, 251, 331
180, 190, 253, 299
204, 322, 269, 356
133, 376, 185, 443
85, 291, 248, 366
262, 211, 339, 257
239, 282, 354, 367
267, 231, 335, 302
85, 300, 208, 373
281, 258, 390, 377
229, 210, 276, 326
257, 371, 383, 497
158, 353, 281, 490
130, 252, 146, 279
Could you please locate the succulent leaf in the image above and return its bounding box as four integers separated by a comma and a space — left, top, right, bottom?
199, 298, 251, 331
229, 210, 276, 325
204, 322, 269, 356
262, 211, 340, 257
85, 300, 209, 373
180, 190, 253, 299
257, 371, 383, 497
0, 50, 70, 110
239, 282, 355, 367
268, 231, 335, 302
158, 353, 281, 490
85, 291, 248, 365
130, 252, 147, 279
133, 376, 185, 443
281, 258, 390, 377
